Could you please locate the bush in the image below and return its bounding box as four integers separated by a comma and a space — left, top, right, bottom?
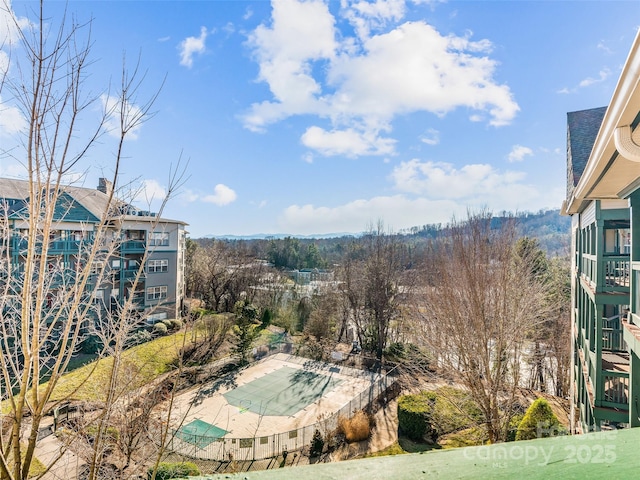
310, 428, 324, 457
84, 425, 120, 443
80, 334, 103, 354
385, 342, 406, 359
397, 394, 435, 442
338, 410, 372, 443
515, 398, 563, 440
506, 413, 525, 442
261, 308, 272, 328
426, 387, 482, 437
148, 462, 200, 480
162, 318, 183, 331
153, 322, 168, 336
125, 329, 153, 349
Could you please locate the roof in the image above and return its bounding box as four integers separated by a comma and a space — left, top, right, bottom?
566, 106, 607, 199
563, 30, 640, 214
192, 427, 640, 480
0, 178, 186, 226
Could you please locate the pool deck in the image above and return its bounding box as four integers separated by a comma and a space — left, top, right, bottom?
171, 354, 381, 438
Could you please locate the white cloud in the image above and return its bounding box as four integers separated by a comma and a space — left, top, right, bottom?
0, 93, 27, 137
420, 128, 440, 146
179, 26, 209, 68
243, 0, 337, 132
280, 158, 550, 235
280, 195, 462, 235
301, 125, 395, 157
559, 68, 612, 94
177, 189, 200, 203
140, 179, 166, 203
0, 3, 30, 138
203, 184, 237, 206
597, 41, 613, 55
507, 145, 533, 163
0, 160, 26, 178
578, 68, 611, 88
243, 1, 519, 157
342, 0, 407, 39
390, 159, 533, 201
101, 94, 144, 140
0, 2, 30, 46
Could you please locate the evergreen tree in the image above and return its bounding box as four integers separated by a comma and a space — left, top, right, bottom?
516, 398, 563, 440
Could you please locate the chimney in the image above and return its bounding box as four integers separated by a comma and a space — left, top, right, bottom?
97, 178, 113, 196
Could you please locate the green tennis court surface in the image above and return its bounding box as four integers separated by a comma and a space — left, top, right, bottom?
223, 366, 343, 416
175, 419, 228, 448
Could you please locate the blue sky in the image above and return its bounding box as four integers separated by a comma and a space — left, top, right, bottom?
1, 1, 639, 238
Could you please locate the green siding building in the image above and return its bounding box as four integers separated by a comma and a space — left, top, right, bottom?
0, 177, 187, 321
563, 31, 640, 432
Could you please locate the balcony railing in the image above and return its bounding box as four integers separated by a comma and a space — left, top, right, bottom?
48, 240, 83, 254
581, 254, 596, 287
602, 372, 629, 407
580, 254, 630, 292
121, 240, 146, 253
602, 328, 626, 352
604, 257, 630, 288
122, 269, 145, 282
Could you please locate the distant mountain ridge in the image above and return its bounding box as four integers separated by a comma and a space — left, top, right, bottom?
205, 232, 358, 240
204, 209, 570, 253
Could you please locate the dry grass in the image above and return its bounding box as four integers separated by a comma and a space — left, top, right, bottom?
338, 410, 372, 443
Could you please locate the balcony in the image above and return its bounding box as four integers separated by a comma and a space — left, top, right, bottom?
602, 327, 626, 351
580, 254, 630, 293
48, 240, 82, 254
604, 256, 630, 288
121, 240, 146, 253
122, 269, 145, 283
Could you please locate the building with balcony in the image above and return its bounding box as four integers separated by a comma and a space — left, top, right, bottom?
563, 31, 640, 432
0, 177, 187, 322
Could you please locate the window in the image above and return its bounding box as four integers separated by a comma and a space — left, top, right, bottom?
111, 259, 120, 269
148, 259, 168, 273
146, 285, 167, 301
149, 232, 170, 247
90, 261, 104, 275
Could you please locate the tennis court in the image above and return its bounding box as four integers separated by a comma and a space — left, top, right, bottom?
222, 366, 343, 416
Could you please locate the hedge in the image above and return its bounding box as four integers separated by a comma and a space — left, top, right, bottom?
148, 462, 200, 480
397, 393, 436, 442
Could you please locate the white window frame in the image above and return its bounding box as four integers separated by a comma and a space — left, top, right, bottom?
146, 285, 167, 301
149, 232, 170, 247
148, 259, 169, 273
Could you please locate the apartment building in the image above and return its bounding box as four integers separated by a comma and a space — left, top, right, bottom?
0, 177, 186, 321
563, 31, 640, 432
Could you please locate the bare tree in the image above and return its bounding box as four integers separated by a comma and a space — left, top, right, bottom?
544, 257, 571, 397
338, 222, 410, 361
187, 239, 266, 313
0, 2, 185, 479
416, 212, 550, 443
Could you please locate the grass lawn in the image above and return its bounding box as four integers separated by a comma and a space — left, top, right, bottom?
47, 331, 191, 402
